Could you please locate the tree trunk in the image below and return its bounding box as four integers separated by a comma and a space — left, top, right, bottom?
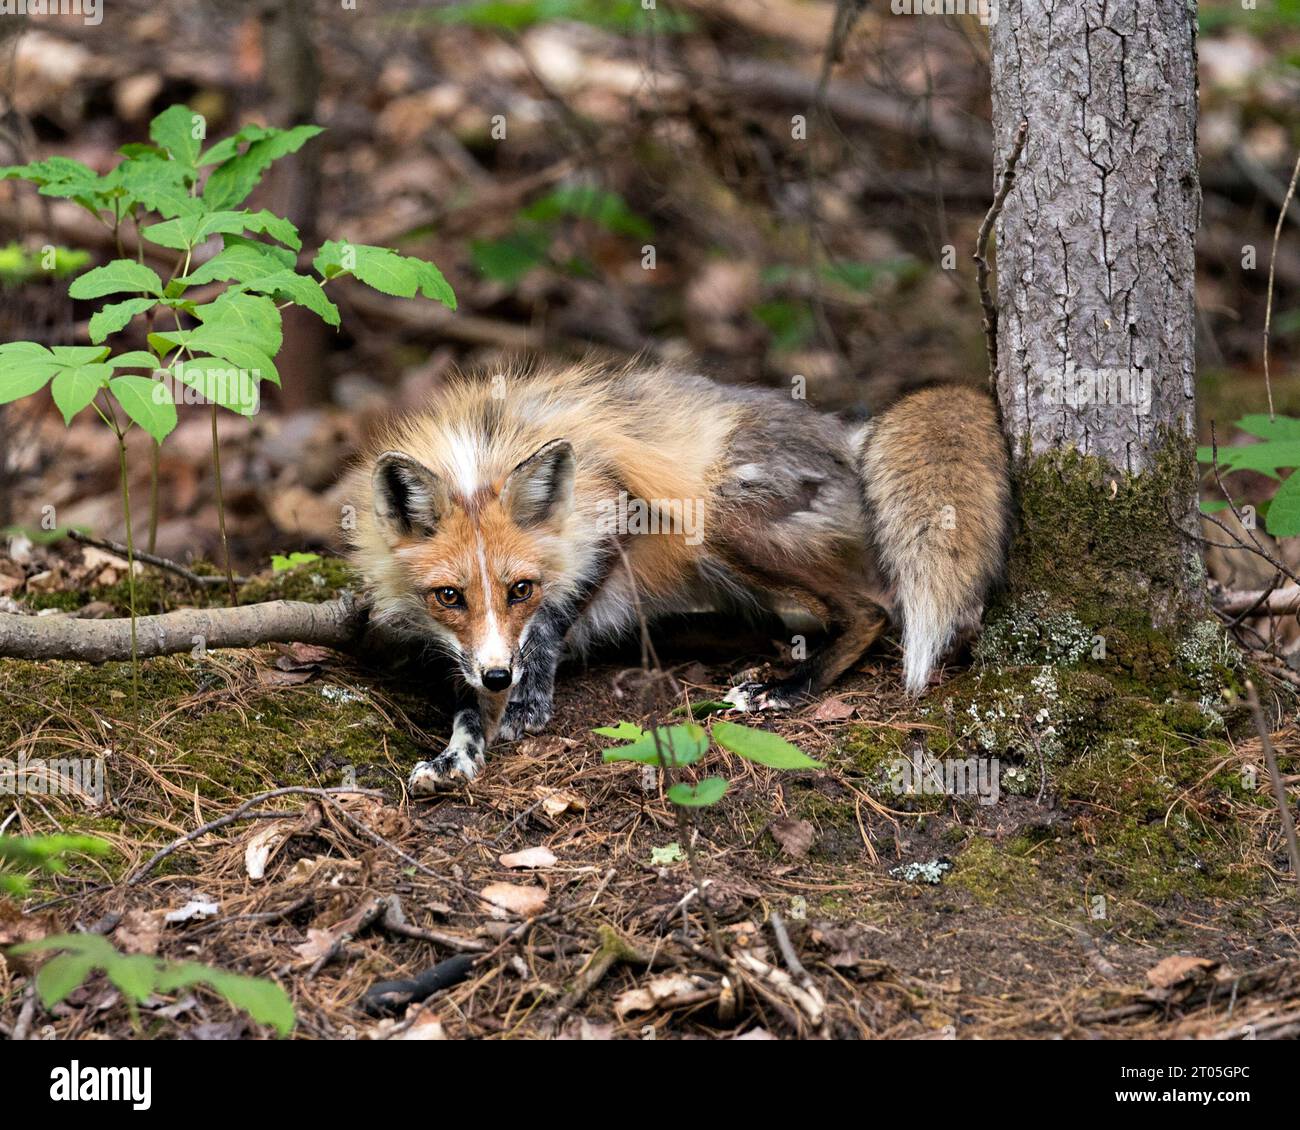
989, 0, 1206, 640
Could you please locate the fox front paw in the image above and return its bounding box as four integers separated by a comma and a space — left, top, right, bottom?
723, 680, 799, 713
409, 740, 484, 795
497, 695, 553, 741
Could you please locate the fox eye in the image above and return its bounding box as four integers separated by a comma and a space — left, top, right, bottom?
433, 587, 464, 609
508, 580, 534, 603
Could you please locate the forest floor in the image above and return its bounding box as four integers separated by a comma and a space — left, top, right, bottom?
2, 545, 1299, 1040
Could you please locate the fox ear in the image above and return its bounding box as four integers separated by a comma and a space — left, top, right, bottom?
502, 439, 574, 528
372, 452, 448, 540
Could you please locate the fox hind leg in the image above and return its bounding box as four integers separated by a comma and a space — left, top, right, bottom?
725, 597, 889, 712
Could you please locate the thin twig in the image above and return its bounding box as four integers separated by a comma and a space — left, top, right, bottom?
126, 785, 385, 885
1244, 679, 1300, 901
974, 118, 1028, 382
768, 911, 809, 980
66, 528, 249, 588
1263, 147, 1300, 421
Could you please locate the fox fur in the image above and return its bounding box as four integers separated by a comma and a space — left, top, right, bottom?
345, 362, 1010, 793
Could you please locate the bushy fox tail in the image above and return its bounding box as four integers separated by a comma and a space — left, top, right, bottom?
856, 386, 1010, 695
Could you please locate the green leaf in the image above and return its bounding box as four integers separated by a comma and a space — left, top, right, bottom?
242, 270, 340, 326
667, 778, 728, 807
198, 124, 280, 168
149, 104, 205, 172
1233, 414, 1300, 442
68, 259, 164, 299
196, 291, 283, 356
110, 154, 195, 217
105, 953, 160, 1004
313, 240, 456, 308
50, 365, 111, 424
521, 185, 653, 239
174, 357, 262, 415
167, 967, 295, 1035
711, 721, 821, 769
144, 210, 301, 254
183, 326, 279, 386
0, 352, 60, 404
108, 351, 165, 370
753, 300, 815, 351
202, 125, 324, 211
471, 232, 550, 286
601, 723, 708, 766
89, 298, 157, 344
1266, 473, 1300, 537
0, 156, 99, 189
35, 952, 97, 1008
108, 375, 177, 443
2, 157, 115, 217
49, 346, 111, 365
591, 721, 645, 740
1199, 500, 1231, 515
1200, 439, 1300, 480
271, 552, 321, 572
181, 243, 287, 286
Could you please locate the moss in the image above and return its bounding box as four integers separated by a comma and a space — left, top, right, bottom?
947, 835, 1050, 907
17, 557, 354, 617
0, 652, 429, 896
937, 718, 1268, 929
1007, 439, 1203, 631
21, 590, 87, 613
236, 557, 356, 604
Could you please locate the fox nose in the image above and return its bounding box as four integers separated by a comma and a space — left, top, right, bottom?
482, 667, 513, 693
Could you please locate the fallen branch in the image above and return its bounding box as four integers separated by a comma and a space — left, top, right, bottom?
1215, 584, 1300, 617
0, 594, 366, 663
66, 529, 249, 588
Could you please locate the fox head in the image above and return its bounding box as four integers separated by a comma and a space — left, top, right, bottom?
369, 438, 575, 695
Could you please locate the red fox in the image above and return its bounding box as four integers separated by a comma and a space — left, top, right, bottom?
346, 362, 1010, 794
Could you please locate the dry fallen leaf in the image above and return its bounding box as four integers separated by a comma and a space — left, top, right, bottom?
614, 974, 715, 1019
768, 817, 815, 860
114, 908, 164, 955
479, 882, 549, 918
244, 819, 301, 880
292, 928, 338, 967
1146, 954, 1220, 989
810, 696, 855, 721
537, 788, 585, 817
393, 1007, 447, 1041
498, 846, 557, 870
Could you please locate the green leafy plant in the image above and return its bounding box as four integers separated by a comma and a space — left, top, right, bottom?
752, 258, 921, 353
0, 834, 111, 896
598, 718, 820, 810
9, 933, 295, 1036
471, 186, 652, 286
0, 104, 456, 677
271, 551, 322, 573
1198, 415, 1300, 536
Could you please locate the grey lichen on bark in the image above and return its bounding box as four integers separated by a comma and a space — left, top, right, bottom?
989, 0, 1206, 628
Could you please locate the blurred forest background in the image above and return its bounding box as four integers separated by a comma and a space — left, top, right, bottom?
1, 0, 1298, 573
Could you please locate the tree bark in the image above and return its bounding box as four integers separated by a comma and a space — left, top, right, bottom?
990, 0, 1205, 632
